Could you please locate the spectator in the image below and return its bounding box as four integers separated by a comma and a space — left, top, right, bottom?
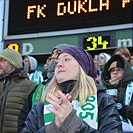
113, 46, 131, 62
130, 54, 133, 66
18, 43, 74, 132
21, 46, 122, 133
44, 56, 52, 69
93, 57, 99, 76
97, 52, 111, 78
101, 54, 133, 132
24, 55, 43, 84
42, 56, 52, 80
0, 48, 37, 133
22, 60, 28, 73
93, 57, 98, 70
113, 46, 133, 72
95, 52, 111, 85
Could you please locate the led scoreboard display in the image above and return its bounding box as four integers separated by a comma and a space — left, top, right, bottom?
6, 0, 132, 37
83, 35, 111, 50
78, 32, 116, 50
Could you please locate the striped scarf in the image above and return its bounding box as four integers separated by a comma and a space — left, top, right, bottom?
43, 94, 98, 129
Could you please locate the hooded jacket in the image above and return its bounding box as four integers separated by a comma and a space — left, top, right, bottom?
0, 68, 37, 133
101, 55, 133, 124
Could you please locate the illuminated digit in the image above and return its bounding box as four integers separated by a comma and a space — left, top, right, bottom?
78, 0, 87, 13
98, 36, 108, 49
37, 4, 46, 18
122, 0, 130, 8
86, 37, 97, 50
57, 2, 66, 16
99, 0, 109, 11
7, 43, 19, 52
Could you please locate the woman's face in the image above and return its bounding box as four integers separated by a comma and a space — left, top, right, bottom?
110, 67, 124, 79
55, 53, 80, 83
98, 56, 106, 68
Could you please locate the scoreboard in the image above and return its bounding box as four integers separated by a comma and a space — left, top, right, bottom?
4, 0, 132, 40
3, 0, 133, 55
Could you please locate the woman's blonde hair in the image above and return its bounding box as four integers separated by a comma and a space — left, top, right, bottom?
42, 66, 97, 105
113, 46, 131, 61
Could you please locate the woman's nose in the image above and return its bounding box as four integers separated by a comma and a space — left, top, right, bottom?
56, 60, 64, 67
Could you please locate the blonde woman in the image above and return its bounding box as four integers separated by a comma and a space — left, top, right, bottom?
113, 46, 131, 62
21, 46, 122, 133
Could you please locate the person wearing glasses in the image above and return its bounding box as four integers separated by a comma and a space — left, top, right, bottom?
113, 46, 133, 73
101, 54, 133, 133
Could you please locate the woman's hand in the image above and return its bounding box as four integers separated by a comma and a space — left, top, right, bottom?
46, 90, 73, 127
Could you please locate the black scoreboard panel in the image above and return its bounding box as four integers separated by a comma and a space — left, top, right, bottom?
7, 0, 132, 36
78, 32, 116, 50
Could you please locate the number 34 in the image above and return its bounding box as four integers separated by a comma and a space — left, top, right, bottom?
86, 36, 108, 50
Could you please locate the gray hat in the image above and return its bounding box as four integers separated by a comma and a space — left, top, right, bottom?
52, 43, 74, 54
0, 48, 22, 68
25, 56, 38, 70
98, 53, 111, 63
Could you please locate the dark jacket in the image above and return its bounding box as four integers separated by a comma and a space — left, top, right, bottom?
21, 87, 123, 133
18, 80, 49, 132
101, 55, 133, 124
0, 68, 37, 133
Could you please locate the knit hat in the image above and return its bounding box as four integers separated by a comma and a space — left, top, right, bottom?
47, 43, 74, 79
25, 56, 38, 70
52, 43, 74, 54
60, 46, 97, 78
98, 53, 111, 63
108, 60, 124, 71
0, 48, 22, 68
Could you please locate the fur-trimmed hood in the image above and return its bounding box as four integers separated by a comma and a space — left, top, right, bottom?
101, 55, 133, 89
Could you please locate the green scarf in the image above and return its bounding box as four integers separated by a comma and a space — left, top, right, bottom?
43, 94, 98, 129
32, 82, 46, 108
106, 81, 133, 125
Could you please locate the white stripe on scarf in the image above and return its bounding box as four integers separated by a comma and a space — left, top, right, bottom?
43, 94, 98, 129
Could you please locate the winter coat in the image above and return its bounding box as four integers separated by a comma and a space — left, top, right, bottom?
21, 87, 123, 133
0, 68, 37, 133
101, 55, 133, 125
18, 80, 49, 132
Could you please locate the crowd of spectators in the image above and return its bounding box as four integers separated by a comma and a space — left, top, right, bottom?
0, 45, 132, 133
